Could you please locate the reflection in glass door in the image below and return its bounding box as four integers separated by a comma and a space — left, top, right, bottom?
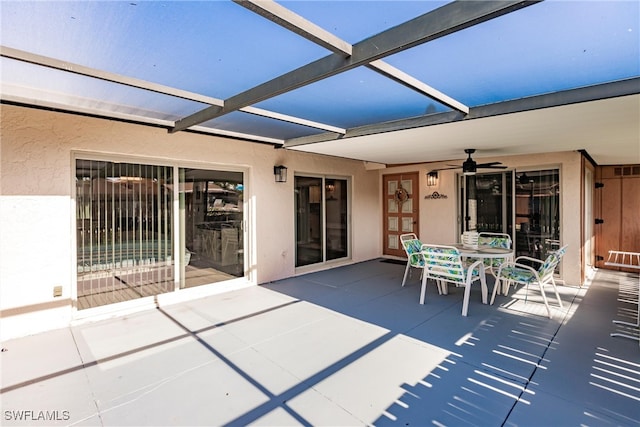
460, 171, 513, 236
461, 169, 560, 263
325, 179, 348, 261
179, 168, 244, 288
295, 176, 348, 267
514, 169, 560, 261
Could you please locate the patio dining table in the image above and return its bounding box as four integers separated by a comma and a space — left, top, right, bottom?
451, 243, 514, 260
451, 243, 515, 296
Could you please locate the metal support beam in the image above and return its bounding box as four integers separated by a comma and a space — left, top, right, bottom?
234, 0, 352, 56
367, 60, 468, 114
236, 0, 469, 114
171, 1, 538, 133
0, 45, 224, 106
284, 77, 640, 147
1, 45, 345, 135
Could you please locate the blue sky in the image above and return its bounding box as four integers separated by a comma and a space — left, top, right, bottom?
1, 0, 638, 135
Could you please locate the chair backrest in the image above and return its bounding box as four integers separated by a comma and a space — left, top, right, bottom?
400, 233, 418, 245
461, 231, 479, 249
400, 234, 424, 267
422, 244, 465, 284
537, 245, 567, 278
478, 232, 512, 249
553, 244, 568, 258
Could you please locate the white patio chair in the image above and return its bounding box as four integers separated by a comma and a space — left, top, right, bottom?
461, 231, 479, 249
492, 245, 567, 319
400, 233, 424, 287
477, 232, 513, 293
421, 244, 487, 316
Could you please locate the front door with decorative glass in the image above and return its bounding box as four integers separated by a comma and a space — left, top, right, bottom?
383, 173, 419, 257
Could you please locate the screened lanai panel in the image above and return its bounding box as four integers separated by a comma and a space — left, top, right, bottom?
2, 0, 638, 150
200, 110, 328, 141
1, 58, 209, 120
283, 1, 445, 44
383, 0, 640, 106
0, 0, 329, 97
255, 66, 452, 129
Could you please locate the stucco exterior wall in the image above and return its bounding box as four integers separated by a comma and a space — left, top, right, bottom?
0, 104, 381, 339
1, 104, 586, 340
382, 151, 583, 287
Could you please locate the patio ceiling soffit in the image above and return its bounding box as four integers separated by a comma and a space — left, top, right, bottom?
170, 0, 539, 134
0, 46, 345, 141
233, 0, 469, 114
283, 77, 640, 148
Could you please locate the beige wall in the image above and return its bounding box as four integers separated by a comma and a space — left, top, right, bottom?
381, 151, 583, 287
0, 104, 585, 340
0, 104, 381, 339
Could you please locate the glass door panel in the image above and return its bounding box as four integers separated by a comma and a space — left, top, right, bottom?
296, 176, 323, 267
179, 168, 244, 288
325, 178, 348, 261
296, 175, 349, 267
76, 160, 174, 310
514, 169, 560, 261
460, 171, 513, 236
475, 172, 513, 234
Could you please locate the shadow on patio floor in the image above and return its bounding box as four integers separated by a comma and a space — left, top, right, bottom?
0, 260, 637, 426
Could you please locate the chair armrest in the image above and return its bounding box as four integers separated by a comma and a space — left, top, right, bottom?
514, 256, 543, 266
408, 253, 424, 265
496, 260, 540, 279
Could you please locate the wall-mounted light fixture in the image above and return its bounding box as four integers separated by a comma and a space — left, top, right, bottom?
427, 171, 438, 186
274, 165, 287, 183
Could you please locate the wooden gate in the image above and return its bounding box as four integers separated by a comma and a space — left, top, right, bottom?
595, 165, 640, 272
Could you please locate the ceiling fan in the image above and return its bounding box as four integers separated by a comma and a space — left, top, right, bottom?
429, 149, 507, 175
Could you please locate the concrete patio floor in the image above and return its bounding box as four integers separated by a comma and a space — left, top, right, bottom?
1, 260, 638, 426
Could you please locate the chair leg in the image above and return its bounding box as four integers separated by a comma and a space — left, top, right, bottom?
537, 282, 553, 319
490, 279, 499, 305
502, 279, 512, 295
419, 273, 428, 304
550, 277, 564, 308
479, 269, 488, 305
401, 262, 411, 287
439, 280, 448, 295
461, 283, 472, 316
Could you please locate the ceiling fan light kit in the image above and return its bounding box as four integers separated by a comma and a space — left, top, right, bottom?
463, 154, 477, 175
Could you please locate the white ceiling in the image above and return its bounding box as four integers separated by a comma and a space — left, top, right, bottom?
287, 94, 640, 166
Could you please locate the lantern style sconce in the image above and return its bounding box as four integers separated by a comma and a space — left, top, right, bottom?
274, 165, 287, 183
427, 171, 438, 186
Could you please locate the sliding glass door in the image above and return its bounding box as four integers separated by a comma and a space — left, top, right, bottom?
295, 175, 348, 267
76, 158, 246, 310
459, 168, 560, 263
76, 160, 174, 309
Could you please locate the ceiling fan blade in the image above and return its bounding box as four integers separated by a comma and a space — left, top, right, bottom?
478, 165, 508, 169
429, 165, 462, 172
